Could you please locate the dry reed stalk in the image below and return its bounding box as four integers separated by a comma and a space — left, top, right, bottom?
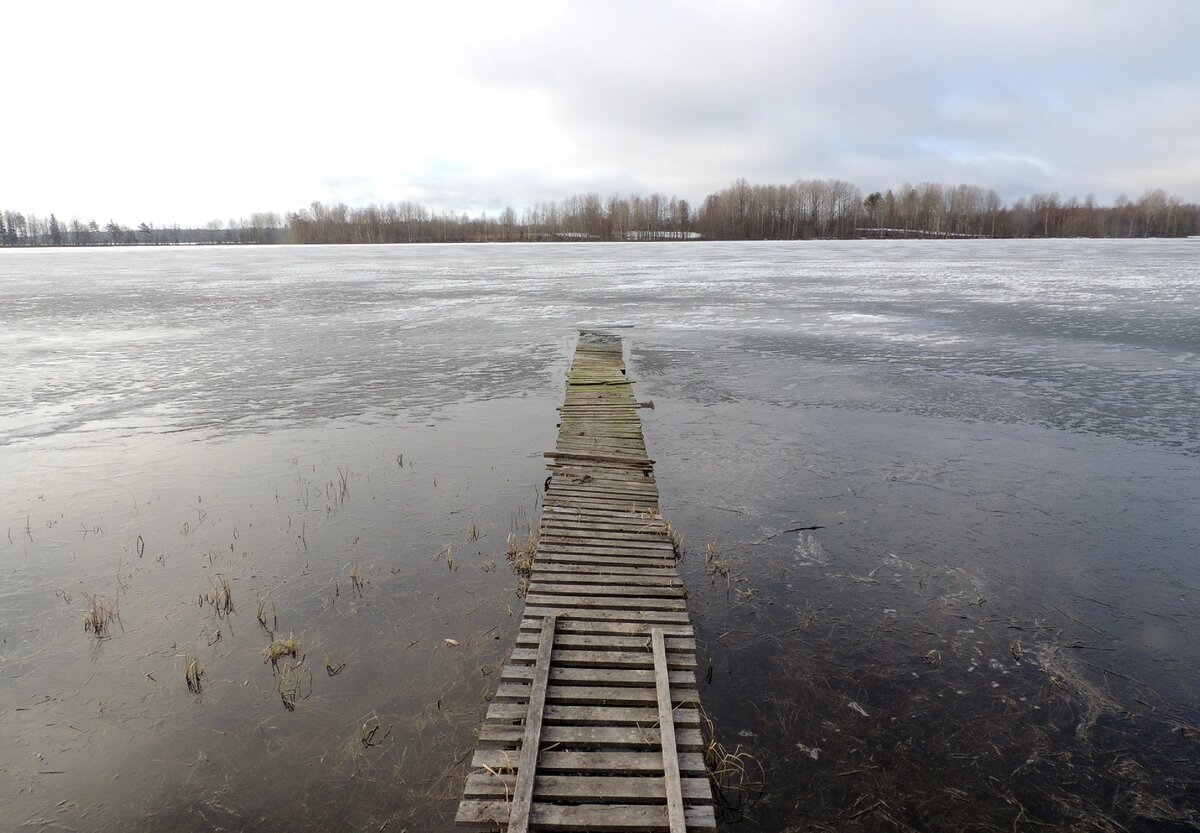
82, 592, 119, 637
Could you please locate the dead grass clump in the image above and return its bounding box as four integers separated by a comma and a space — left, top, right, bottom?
336, 466, 350, 505
699, 709, 765, 814
257, 598, 277, 633
664, 519, 685, 557
505, 522, 538, 575
277, 660, 311, 711
358, 715, 393, 748
704, 539, 731, 581
265, 633, 300, 665
82, 592, 120, 637
466, 519, 479, 542
184, 654, 203, 692
1030, 641, 1121, 737
349, 560, 367, 591
205, 575, 234, 617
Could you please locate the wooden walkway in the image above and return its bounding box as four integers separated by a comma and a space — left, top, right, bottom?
457, 332, 715, 832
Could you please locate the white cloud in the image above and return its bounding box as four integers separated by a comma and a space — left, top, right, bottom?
3, 0, 1198, 224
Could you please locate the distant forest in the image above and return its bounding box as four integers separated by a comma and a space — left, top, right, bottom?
3, 179, 1198, 246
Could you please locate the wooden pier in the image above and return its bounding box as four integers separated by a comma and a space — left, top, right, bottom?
456, 333, 715, 832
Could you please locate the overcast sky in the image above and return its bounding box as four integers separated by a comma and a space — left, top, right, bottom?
5, 1, 1199, 225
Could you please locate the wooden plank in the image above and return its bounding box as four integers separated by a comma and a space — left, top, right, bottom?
540, 521, 669, 536
465, 772, 712, 803
527, 582, 686, 598
542, 505, 661, 520
521, 605, 691, 624
531, 569, 680, 584
478, 724, 703, 751
509, 648, 697, 670
654, 628, 687, 833
544, 498, 661, 513
456, 801, 717, 832
487, 702, 701, 726
493, 682, 700, 707
544, 450, 655, 466
523, 594, 688, 612
538, 527, 670, 542
536, 542, 676, 557
515, 632, 696, 652
545, 487, 661, 503
472, 748, 706, 775
519, 619, 693, 638
530, 570, 683, 586
539, 531, 675, 546
532, 555, 679, 570
507, 614, 555, 833
501, 664, 696, 687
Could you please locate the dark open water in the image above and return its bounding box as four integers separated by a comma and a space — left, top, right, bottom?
1, 241, 1197, 831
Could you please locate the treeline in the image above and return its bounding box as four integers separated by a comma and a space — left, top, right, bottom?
3, 180, 1197, 247
0, 212, 289, 246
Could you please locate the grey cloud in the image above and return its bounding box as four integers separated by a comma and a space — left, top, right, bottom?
463, 1, 1200, 202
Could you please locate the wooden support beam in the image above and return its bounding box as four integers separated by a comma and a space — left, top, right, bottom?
508, 614, 556, 833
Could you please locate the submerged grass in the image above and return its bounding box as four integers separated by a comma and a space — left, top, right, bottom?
277, 660, 311, 711
704, 538, 731, 582
82, 592, 120, 637
348, 560, 366, 591
257, 598, 277, 633
265, 633, 300, 665
505, 521, 538, 575
184, 654, 203, 692
664, 519, 685, 557
699, 708, 765, 816
205, 574, 234, 617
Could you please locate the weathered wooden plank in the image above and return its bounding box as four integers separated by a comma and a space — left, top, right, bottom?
537, 539, 678, 555
521, 605, 691, 623
509, 647, 697, 670
501, 664, 696, 687
537, 525, 669, 539
545, 450, 655, 466
487, 702, 701, 726
472, 749, 706, 775
554, 443, 650, 457
531, 570, 680, 585
464, 772, 712, 803
478, 724, 704, 751
515, 632, 696, 652
456, 801, 717, 832
528, 582, 686, 598
523, 594, 688, 612
534, 555, 679, 570
544, 498, 661, 513
538, 526, 671, 542
547, 489, 662, 501
531, 569, 683, 586
494, 682, 701, 706
519, 619, 693, 638
508, 615, 555, 833
534, 557, 679, 572
536, 542, 676, 557
654, 628, 687, 833
542, 505, 661, 520
540, 524, 671, 538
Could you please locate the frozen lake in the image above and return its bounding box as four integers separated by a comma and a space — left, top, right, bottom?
1, 240, 1197, 831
